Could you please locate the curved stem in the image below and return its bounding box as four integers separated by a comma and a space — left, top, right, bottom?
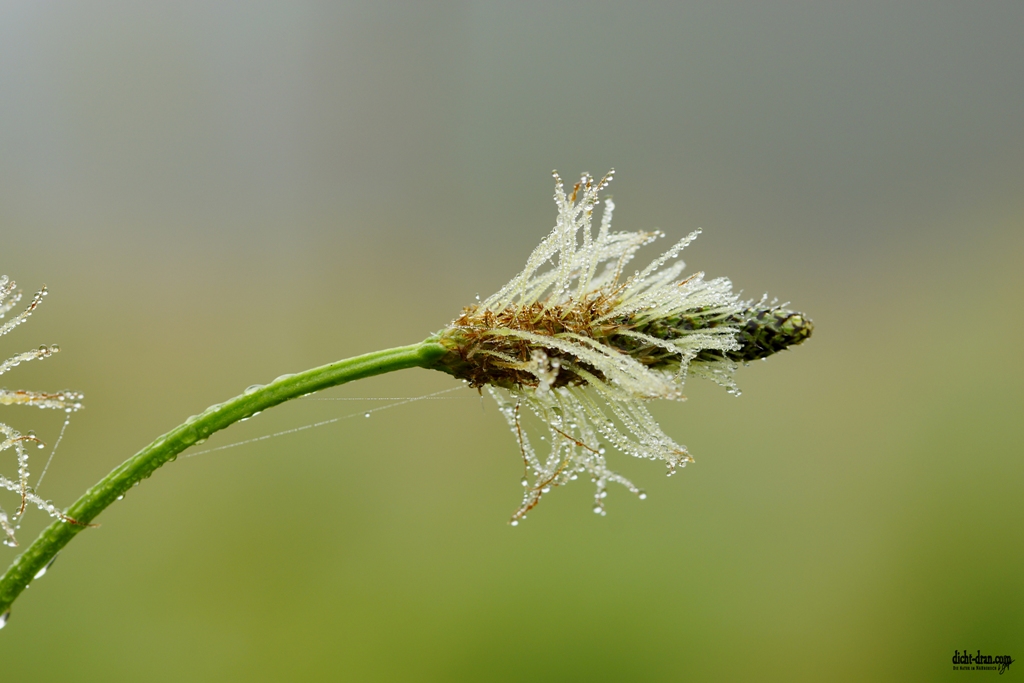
0, 340, 447, 618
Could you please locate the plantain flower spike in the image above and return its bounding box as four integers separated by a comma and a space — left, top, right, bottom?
0, 276, 84, 546
431, 171, 812, 524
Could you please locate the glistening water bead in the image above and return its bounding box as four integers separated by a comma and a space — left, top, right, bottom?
32, 554, 58, 580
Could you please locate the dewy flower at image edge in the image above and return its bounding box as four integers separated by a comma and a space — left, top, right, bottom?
0, 276, 84, 546
430, 170, 813, 523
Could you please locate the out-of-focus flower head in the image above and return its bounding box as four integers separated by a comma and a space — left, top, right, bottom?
0, 276, 84, 546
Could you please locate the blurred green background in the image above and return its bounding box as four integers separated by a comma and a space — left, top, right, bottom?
2, 2, 1022, 681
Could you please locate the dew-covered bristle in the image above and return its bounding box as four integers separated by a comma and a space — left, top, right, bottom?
0, 276, 84, 547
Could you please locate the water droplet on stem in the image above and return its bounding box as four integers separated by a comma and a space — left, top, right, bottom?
33, 554, 59, 580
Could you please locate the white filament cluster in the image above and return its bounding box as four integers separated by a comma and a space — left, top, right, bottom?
0, 276, 83, 546
481, 172, 745, 522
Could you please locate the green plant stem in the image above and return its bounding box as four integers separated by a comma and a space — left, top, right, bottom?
0, 340, 447, 618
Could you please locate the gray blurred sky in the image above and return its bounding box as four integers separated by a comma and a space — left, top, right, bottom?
3, 1, 1021, 268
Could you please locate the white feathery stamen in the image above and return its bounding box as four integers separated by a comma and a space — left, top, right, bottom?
465, 172, 743, 520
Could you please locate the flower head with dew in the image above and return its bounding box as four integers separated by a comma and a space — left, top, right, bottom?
431, 171, 812, 524
0, 276, 84, 546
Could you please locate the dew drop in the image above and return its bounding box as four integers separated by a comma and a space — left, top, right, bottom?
364, 413, 371, 419
116, 495, 124, 501
510, 520, 519, 526
593, 505, 603, 514
33, 554, 58, 580
244, 384, 264, 395
541, 486, 551, 493
0, 610, 9, 629
638, 491, 647, 500
520, 477, 529, 487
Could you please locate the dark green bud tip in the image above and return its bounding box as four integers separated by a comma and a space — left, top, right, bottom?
717, 306, 814, 362
609, 303, 813, 371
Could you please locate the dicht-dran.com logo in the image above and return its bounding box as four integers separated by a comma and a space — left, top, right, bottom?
953, 650, 1014, 674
